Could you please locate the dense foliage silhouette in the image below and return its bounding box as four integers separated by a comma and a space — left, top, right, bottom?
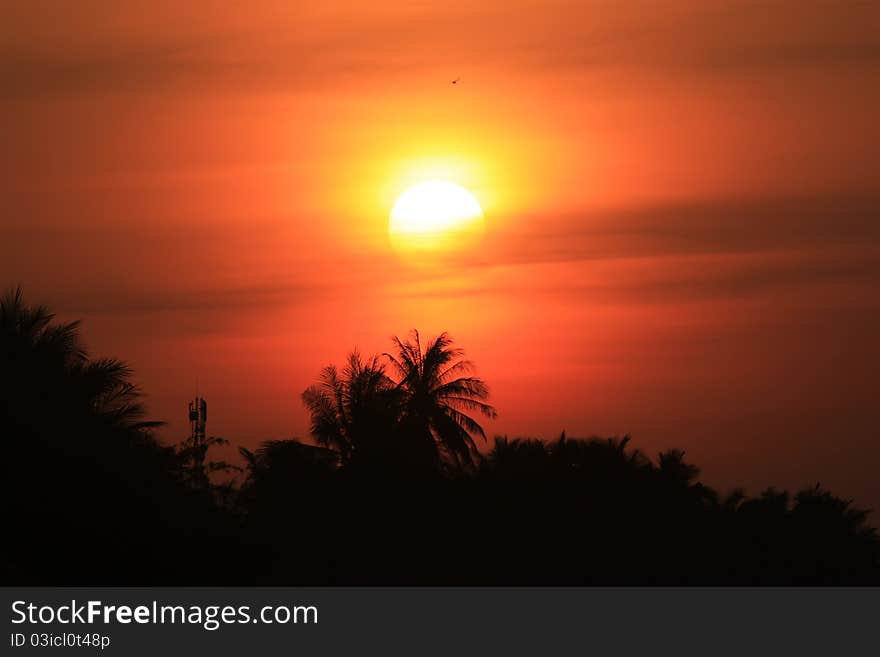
0, 288, 240, 582
2, 288, 878, 584
300, 332, 496, 477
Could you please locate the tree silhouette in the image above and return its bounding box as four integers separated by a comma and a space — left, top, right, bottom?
4, 286, 880, 584
1, 287, 161, 438
1, 287, 232, 584
175, 433, 242, 501
301, 351, 424, 473
238, 439, 338, 515
384, 330, 497, 469
240, 439, 338, 484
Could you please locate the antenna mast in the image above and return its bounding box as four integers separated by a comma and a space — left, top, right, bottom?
188, 396, 208, 473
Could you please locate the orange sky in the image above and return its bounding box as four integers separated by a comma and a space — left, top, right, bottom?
2, 1, 879, 507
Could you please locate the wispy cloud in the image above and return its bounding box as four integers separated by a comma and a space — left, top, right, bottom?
490, 196, 880, 266
3, 1, 877, 99
386, 194, 880, 306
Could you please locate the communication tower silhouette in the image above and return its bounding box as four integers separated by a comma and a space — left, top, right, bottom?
188, 396, 208, 470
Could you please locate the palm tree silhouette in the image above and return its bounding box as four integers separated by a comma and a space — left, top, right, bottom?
1, 286, 161, 435
384, 330, 497, 468
301, 350, 408, 469
240, 439, 339, 481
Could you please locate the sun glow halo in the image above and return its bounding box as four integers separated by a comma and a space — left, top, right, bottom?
389, 180, 485, 253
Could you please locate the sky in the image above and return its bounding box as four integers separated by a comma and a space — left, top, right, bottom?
2, 1, 879, 508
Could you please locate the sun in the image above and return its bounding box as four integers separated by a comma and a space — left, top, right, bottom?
389, 180, 485, 254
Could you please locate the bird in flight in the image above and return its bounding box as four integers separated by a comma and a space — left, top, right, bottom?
451, 77, 460, 85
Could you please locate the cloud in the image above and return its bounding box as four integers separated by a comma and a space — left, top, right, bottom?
491, 195, 880, 265
3, 1, 878, 100
55, 281, 326, 315
388, 194, 880, 306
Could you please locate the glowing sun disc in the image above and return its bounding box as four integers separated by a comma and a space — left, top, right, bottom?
389, 180, 485, 252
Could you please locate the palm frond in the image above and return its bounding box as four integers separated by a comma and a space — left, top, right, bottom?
435, 377, 492, 402
442, 406, 488, 441
437, 395, 497, 418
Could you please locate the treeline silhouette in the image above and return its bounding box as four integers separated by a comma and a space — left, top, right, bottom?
2, 288, 878, 584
